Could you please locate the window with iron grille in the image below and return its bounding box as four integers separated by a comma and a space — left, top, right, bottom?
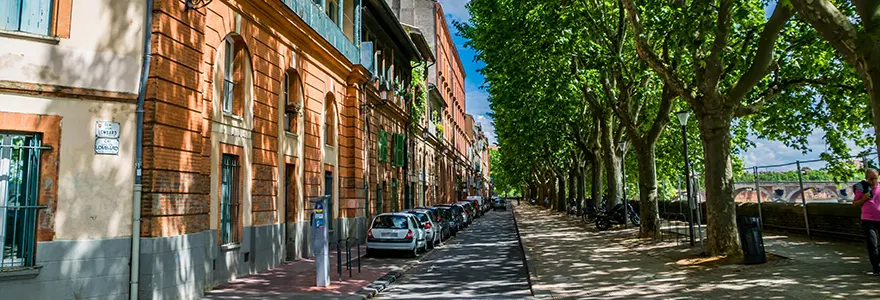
220, 154, 241, 245
1, 0, 53, 36
376, 182, 383, 214
222, 39, 235, 114
0, 132, 45, 270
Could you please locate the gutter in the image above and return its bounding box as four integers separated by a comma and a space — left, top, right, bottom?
130, 0, 152, 299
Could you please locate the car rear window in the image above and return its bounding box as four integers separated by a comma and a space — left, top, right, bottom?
372, 215, 408, 229
413, 213, 429, 223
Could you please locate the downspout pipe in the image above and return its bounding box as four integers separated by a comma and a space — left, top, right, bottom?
131, 0, 153, 299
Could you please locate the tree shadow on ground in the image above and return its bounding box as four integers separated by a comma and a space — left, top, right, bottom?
517, 203, 880, 299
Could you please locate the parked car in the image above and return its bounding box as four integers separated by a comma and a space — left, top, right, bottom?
493, 198, 507, 210
416, 207, 451, 240
433, 205, 460, 236
367, 213, 427, 257
405, 209, 442, 248
458, 201, 477, 223
439, 203, 469, 228
466, 196, 484, 217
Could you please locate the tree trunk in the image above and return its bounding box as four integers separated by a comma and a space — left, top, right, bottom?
568, 168, 576, 211
590, 160, 603, 207
600, 114, 623, 209
635, 142, 661, 239
697, 112, 742, 256
866, 69, 880, 165
577, 165, 586, 211
557, 174, 566, 212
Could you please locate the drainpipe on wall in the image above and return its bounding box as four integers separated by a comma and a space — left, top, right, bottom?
130, 0, 153, 299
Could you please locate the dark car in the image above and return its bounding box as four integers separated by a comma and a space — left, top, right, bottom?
493, 198, 507, 210
435, 204, 464, 233
457, 201, 477, 224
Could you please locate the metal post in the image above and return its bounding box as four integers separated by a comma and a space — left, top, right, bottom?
681, 124, 696, 247
693, 175, 704, 249
753, 166, 763, 230
337, 242, 342, 282
621, 150, 628, 229
796, 161, 812, 239
357, 238, 361, 273
346, 239, 352, 277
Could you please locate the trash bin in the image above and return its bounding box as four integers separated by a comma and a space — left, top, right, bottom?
737, 215, 766, 265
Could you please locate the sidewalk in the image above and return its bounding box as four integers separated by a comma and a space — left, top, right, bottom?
202, 245, 385, 300
514, 203, 880, 299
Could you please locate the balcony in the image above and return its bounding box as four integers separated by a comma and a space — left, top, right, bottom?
281, 0, 360, 64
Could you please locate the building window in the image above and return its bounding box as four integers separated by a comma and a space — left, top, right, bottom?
377, 182, 384, 214
1, 0, 53, 36
391, 178, 398, 211
378, 130, 388, 162
326, 0, 339, 25
220, 154, 241, 245
222, 39, 235, 114
325, 171, 333, 229
0, 133, 43, 269
324, 98, 335, 146
283, 71, 302, 133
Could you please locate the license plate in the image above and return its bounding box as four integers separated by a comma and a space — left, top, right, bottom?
381, 232, 395, 237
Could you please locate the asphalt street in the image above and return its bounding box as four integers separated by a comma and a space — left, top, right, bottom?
376, 208, 532, 299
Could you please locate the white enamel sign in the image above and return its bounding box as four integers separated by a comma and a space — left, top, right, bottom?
95, 121, 120, 138
95, 138, 120, 155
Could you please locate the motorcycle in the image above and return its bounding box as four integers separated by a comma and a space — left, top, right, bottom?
566, 198, 580, 215
581, 200, 602, 224
595, 201, 640, 231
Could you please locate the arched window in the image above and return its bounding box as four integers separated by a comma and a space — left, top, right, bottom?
283, 70, 303, 133
324, 95, 336, 146
221, 37, 246, 116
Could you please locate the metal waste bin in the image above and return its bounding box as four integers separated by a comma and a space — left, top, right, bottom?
737, 215, 766, 265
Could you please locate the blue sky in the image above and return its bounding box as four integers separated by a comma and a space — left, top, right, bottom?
436, 0, 867, 167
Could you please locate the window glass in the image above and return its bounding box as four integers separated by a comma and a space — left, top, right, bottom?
371, 215, 407, 229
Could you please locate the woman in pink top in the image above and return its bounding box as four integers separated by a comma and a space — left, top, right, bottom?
854, 168, 880, 275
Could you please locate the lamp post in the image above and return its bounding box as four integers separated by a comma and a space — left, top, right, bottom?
676, 110, 696, 247
619, 141, 628, 229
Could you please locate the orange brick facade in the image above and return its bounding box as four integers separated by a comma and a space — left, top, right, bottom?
141, 0, 368, 239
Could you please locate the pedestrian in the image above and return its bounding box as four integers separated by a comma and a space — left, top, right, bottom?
854, 168, 880, 276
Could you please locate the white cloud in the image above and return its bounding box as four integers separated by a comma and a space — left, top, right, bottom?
438, 0, 471, 23
475, 114, 497, 145
465, 86, 490, 116
740, 129, 867, 169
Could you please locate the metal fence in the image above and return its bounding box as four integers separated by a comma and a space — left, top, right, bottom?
659, 152, 878, 245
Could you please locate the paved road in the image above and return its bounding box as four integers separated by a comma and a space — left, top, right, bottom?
377, 208, 532, 299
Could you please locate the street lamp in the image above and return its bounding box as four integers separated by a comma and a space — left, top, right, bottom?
675, 110, 696, 246
619, 140, 629, 229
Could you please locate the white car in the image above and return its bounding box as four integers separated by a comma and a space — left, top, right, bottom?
367, 213, 427, 257
405, 209, 442, 248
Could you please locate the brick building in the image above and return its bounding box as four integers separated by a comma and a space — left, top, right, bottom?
0, 0, 464, 299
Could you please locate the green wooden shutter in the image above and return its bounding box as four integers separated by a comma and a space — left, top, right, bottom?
394, 134, 403, 166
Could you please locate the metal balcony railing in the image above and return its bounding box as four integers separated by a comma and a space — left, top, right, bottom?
281, 0, 360, 64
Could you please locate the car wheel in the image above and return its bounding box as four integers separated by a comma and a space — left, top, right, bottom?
410, 246, 419, 258
428, 239, 434, 249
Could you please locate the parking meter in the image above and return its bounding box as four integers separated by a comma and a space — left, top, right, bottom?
310, 195, 331, 287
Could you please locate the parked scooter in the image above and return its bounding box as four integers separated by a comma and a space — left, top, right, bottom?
595, 201, 639, 231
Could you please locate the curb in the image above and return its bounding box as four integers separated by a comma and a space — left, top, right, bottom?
512, 204, 554, 299
353, 218, 472, 299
